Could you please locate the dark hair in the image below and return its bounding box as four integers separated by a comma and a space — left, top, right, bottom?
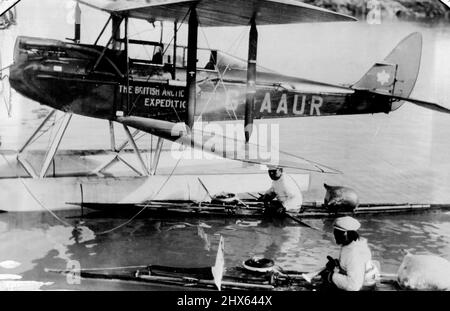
268, 167, 283, 172
347, 231, 360, 242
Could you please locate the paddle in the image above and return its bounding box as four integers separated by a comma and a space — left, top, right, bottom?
286, 256, 335, 283
251, 192, 323, 231
284, 212, 323, 232
211, 235, 225, 290
300, 268, 325, 283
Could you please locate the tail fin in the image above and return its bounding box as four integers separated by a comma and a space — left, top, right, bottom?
352, 32, 423, 111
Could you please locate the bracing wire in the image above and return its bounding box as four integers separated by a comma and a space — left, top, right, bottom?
0, 64, 13, 117
194, 23, 247, 122
126, 10, 190, 117
0, 153, 74, 228
95, 156, 183, 235
1, 127, 184, 235
27, 113, 62, 147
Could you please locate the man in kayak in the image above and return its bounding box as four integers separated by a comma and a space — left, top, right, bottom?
259, 167, 303, 216
320, 216, 379, 291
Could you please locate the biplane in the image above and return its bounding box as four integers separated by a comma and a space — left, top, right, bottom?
3, 0, 450, 213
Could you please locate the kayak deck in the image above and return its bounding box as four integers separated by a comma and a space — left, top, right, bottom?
45, 265, 401, 291
74, 199, 450, 219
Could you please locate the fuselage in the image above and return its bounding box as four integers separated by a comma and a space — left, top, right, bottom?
9, 36, 394, 124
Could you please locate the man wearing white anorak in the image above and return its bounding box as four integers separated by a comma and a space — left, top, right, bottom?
320, 216, 380, 291
260, 167, 303, 215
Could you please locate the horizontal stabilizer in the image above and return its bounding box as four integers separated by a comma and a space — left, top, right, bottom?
369, 90, 450, 114
117, 116, 341, 174
77, 0, 356, 26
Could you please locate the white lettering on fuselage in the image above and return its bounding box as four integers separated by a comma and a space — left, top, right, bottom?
276, 94, 288, 114
310, 95, 323, 116
118, 84, 186, 110
260, 92, 272, 113
119, 85, 161, 96
293, 94, 306, 115
260, 93, 323, 116
144, 98, 186, 109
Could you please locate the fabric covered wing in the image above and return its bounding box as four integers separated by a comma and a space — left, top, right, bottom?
117, 116, 340, 173
76, 0, 356, 26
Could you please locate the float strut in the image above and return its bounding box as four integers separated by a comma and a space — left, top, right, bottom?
39, 113, 73, 178
19, 109, 56, 153
90, 129, 141, 176
109, 121, 116, 152
123, 125, 149, 176
150, 137, 164, 175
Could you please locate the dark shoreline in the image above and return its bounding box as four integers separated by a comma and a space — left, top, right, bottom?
303, 0, 450, 21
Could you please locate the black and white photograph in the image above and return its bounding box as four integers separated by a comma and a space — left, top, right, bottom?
0, 0, 449, 302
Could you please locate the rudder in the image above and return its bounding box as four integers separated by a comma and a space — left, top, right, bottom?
352, 33, 423, 111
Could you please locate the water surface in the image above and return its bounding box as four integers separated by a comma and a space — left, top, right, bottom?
1, 9, 450, 290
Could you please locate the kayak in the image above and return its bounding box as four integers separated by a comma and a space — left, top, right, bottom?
45, 264, 401, 291
45, 235, 402, 291
72, 199, 450, 220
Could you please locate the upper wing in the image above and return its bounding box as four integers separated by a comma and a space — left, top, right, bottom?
117, 116, 341, 174
76, 0, 356, 26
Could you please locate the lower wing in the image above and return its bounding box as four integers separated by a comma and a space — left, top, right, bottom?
116, 116, 341, 174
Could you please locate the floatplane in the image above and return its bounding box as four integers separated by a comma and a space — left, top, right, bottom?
1, 0, 450, 216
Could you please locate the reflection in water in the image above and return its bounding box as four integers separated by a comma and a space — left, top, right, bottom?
0, 260, 21, 269
0, 208, 448, 290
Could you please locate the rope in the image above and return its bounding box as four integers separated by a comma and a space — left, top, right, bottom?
0, 64, 13, 73
0, 153, 74, 228
95, 156, 183, 235
2, 140, 183, 235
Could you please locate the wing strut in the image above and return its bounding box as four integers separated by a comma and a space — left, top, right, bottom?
66, 2, 81, 43
172, 21, 177, 80
186, 6, 198, 130
245, 15, 258, 143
